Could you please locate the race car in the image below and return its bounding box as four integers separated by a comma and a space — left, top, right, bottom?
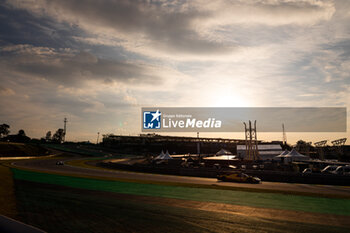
217, 172, 261, 184
56, 161, 64, 165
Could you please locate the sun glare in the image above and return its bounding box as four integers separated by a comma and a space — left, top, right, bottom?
209, 87, 250, 107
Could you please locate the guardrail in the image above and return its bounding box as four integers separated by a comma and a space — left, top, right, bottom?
0, 215, 46, 233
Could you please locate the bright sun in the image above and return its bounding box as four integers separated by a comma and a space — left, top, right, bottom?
209, 87, 250, 107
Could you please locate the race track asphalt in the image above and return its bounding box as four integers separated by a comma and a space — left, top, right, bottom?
12, 156, 350, 198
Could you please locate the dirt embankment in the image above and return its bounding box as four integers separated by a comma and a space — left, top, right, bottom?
0, 143, 48, 157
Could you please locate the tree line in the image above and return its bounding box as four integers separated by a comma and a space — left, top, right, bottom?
0, 123, 65, 143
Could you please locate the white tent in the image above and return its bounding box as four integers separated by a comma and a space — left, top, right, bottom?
275, 149, 290, 158
215, 149, 233, 156
155, 150, 173, 160
284, 148, 309, 161
155, 150, 165, 160
162, 150, 173, 160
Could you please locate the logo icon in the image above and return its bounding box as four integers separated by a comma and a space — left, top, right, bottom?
143, 110, 161, 129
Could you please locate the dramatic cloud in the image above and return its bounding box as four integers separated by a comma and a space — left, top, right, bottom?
4, 0, 336, 59
0, 86, 15, 96
196, 0, 335, 26
5, 0, 233, 57
0, 44, 162, 85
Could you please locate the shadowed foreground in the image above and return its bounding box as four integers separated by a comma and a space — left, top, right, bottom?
15, 180, 350, 233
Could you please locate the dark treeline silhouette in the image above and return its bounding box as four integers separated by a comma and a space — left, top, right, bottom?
0, 124, 30, 143
43, 128, 65, 143
0, 123, 65, 144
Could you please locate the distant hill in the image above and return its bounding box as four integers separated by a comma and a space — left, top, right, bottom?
0, 142, 48, 157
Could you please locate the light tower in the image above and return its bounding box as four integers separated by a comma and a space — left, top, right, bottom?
331, 138, 347, 156
63, 117, 67, 142
282, 123, 287, 145
314, 140, 327, 160
243, 120, 260, 161
96, 132, 100, 144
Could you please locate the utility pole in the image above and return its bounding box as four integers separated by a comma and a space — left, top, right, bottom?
63, 117, 67, 142
197, 132, 200, 161
96, 132, 100, 144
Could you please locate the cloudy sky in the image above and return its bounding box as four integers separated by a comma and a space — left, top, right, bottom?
0, 0, 349, 144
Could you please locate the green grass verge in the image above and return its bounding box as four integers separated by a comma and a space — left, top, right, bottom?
12, 168, 350, 216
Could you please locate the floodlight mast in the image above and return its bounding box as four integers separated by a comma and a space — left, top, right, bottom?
63, 117, 67, 142
331, 138, 347, 155
314, 140, 327, 160
244, 120, 260, 161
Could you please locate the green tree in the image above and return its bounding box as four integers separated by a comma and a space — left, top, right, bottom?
45, 131, 52, 141
0, 124, 10, 138
52, 129, 65, 143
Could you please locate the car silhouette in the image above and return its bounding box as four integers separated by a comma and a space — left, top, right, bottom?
56, 161, 64, 165
321, 165, 338, 174
217, 172, 261, 184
